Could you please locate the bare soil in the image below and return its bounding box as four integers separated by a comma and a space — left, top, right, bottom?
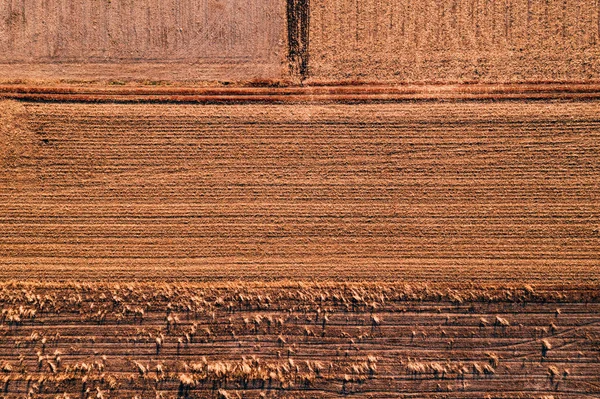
0, 0, 286, 84
1, 101, 599, 283
309, 0, 600, 84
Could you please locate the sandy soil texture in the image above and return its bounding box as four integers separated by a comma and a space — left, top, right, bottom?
1, 100, 598, 282
309, 0, 600, 83
0, 0, 286, 83
0, 282, 598, 398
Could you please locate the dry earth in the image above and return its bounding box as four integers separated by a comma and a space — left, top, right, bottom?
309, 0, 600, 83
0, 100, 599, 282
0, 0, 286, 83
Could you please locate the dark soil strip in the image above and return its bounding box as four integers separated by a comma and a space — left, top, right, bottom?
287, 0, 310, 81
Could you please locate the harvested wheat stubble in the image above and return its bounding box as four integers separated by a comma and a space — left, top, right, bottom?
0, 281, 598, 398
0, 100, 599, 282
0, 0, 286, 83
309, 0, 600, 83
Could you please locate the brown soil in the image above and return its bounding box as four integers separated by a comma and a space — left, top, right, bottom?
0, 0, 286, 84
308, 0, 600, 84
1, 101, 598, 283
3, 82, 600, 102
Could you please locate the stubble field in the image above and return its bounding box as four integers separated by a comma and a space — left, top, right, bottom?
309, 0, 600, 83
0, 0, 285, 83
1, 100, 599, 282
0, 281, 599, 398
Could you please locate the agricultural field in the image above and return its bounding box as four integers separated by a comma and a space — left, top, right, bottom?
5, 0, 600, 86
309, 0, 600, 83
1, 97, 599, 397
0, 0, 286, 83
0, 282, 598, 398
1, 1, 600, 397
1, 100, 599, 283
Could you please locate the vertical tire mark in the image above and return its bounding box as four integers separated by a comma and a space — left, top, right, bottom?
527, 0, 531, 31
287, 0, 310, 81
505, 0, 510, 43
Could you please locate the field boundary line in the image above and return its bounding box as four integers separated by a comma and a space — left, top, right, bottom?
2, 83, 600, 103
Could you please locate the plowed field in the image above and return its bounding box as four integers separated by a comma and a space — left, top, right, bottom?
1, 100, 599, 283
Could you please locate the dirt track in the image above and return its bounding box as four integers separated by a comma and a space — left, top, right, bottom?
1, 100, 598, 282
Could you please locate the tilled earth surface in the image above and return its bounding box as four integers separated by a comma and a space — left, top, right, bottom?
1, 100, 599, 283
309, 0, 600, 83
